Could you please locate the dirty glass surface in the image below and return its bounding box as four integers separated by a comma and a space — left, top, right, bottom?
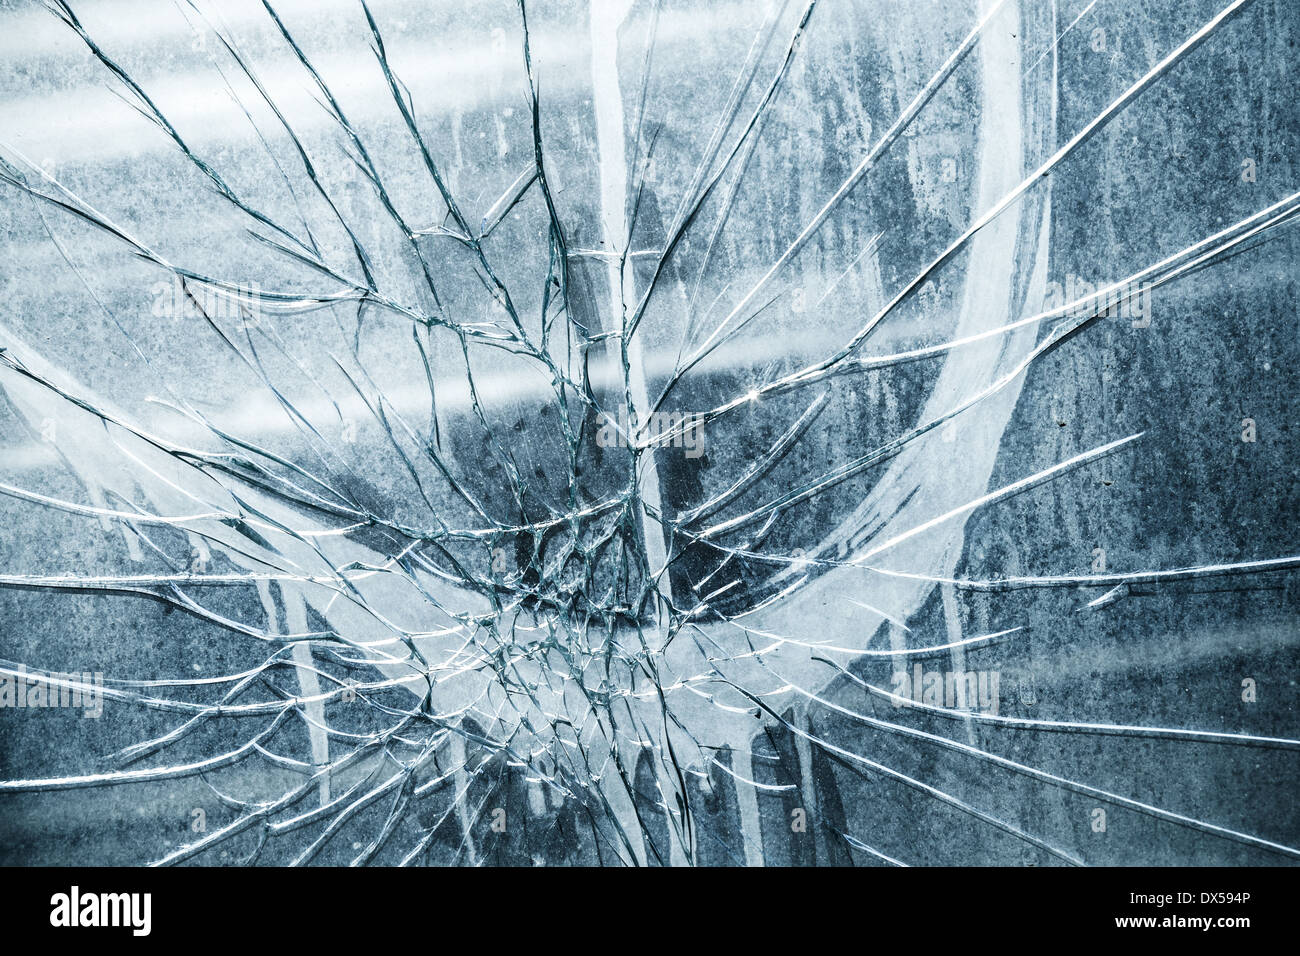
0, 0, 1296, 866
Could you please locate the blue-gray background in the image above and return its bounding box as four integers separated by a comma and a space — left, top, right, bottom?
0, 0, 1296, 865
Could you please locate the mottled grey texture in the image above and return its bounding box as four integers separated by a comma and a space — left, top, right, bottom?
0, 0, 1296, 865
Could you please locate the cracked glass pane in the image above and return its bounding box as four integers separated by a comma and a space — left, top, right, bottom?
0, 0, 1296, 866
